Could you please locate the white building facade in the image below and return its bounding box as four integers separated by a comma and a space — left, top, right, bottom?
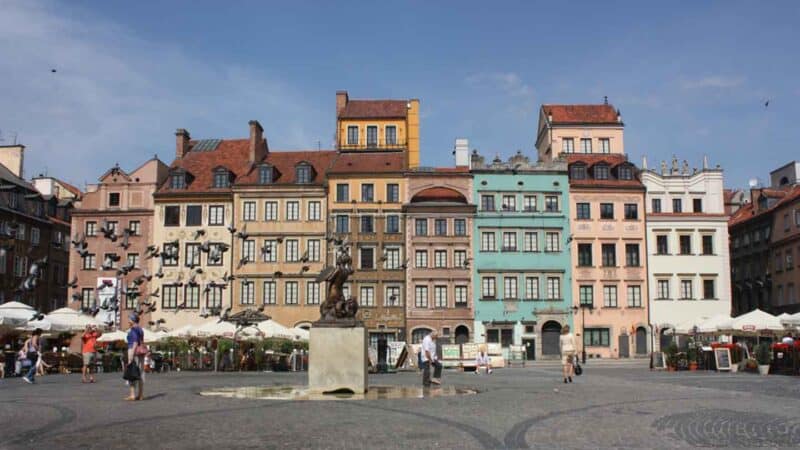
641, 157, 731, 350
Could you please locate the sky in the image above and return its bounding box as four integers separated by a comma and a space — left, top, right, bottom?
1, 0, 798, 190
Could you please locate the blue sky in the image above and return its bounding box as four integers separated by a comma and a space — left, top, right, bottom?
1, 1, 798, 189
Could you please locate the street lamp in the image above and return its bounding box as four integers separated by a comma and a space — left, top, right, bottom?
572, 303, 593, 364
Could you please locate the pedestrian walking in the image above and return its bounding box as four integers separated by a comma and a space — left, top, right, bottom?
125, 314, 146, 401
475, 346, 493, 375
421, 330, 442, 387
560, 325, 577, 384
81, 324, 102, 383
21, 329, 42, 384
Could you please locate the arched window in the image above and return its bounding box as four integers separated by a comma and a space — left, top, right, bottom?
213, 168, 230, 188
411, 328, 432, 344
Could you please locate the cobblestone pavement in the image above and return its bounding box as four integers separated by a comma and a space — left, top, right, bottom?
1, 363, 799, 449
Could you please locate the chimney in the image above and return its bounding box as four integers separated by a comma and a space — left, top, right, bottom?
454, 138, 469, 167
336, 90, 349, 117
248, 120, 266, 163
175, 129, 190, 159
0, 144, 25, 178
616, 109, 622, 123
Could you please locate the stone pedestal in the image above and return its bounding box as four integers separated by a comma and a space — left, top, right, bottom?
309, 326, 368, 394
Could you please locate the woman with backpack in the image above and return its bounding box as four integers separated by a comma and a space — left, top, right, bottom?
125, 314, 147, 401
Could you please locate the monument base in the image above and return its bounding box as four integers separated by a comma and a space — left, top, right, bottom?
309, 326, 368, 394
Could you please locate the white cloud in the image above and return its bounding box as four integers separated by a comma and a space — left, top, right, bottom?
464, 71, 536, 116
680, 75, 745, 89
0, 0, 324, 186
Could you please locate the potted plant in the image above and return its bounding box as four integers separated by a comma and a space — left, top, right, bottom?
687, 346, 698, 371
729, 345, 741, 373
664, 342, 679, 371
755, 343, 771, 375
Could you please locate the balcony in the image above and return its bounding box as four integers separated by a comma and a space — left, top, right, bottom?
338, 141, 407, 152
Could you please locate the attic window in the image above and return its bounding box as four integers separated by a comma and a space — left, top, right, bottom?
618, 165, 633, 180
213, 169, 230, 188
595, 164, 609, 180
570, 165, 586, 180
296, 164, 312, 184
258, 165, 273, 184
170, 172, 186, 190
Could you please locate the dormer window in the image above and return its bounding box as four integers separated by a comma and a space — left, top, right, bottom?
618, 165, 633, 180
258, 165, 273, 185
213, 168, 230, 188
570, 165, 586, 180
170, 172, 186, 190
595, 164, 609, 180
296, 163, 313, 184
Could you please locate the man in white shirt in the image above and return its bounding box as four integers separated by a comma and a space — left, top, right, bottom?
421, 330, 442, 386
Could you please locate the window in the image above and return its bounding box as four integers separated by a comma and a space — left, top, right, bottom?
345, 125, 360, 146
262, 240, 277, 262
240, 281, 255, 305
618, 165, 633, 180
502, 195, 516, 211
336, 184, 349, 202
207, 286, 223, 309
599, 138, 610, 153
454, 219, 466, 236
481, 195, 495, 211
652, 199, 662, 213
482, 277, 496, 298
258, 165, 273, 184
385, 126, 397, 145
545, 232, 560, 252
360, 286, 375, 307
366, 126, 378, 147
625, 244, 640, 267
243, 201, 256, 221
595, 165, 609, 179
624, 204, 638, 220
387, 184, 399, 202
30, 228, 39, 246
578, 244, 592, 266
286, 201, 299, 221
681, 280, 693, 299
562, 138, 574, 153
386, 215, 400, 233
82, 254, 96, 270
545, 196, 559, 212
335, 215, 349, 233
523, 195, 537, 212
658, 280, 670, 299
360, 215, 374, 233
481, 232, 496, 251
693, 198, 703, 213
546, 277, 561, 300
263, 281, 276, 305
579, 285, 593, 306
128, 221, 141, 235
702, 235, 714, 255
184, 285, 200, 309
213, 169, 229, 188
106, 222, 117, 234
415, 286, 429, 308
182, 205, 201, 226
384, 247, 400, 269
787, 250, 794, 270
455, 286, 467, 306
600, 203, 614, 219
361, 184, 374, 202
434, 286, 448, 308
580, 138, 592, 153
435, 219, 447, 236
164, 206, 180, 226
454, 250, 467, 268
162, 243, 178, 266
503, 232, 517, 251
360, 247, 374, 269
209, 205, 224, 226
295, 165, 312, 184
170, 173, 186, 190
415, 250, 428, 268
434, 250, 447, 268
102, 253, 118, 269
672, 198, 682, 213
703, 279, 715, 299
524, 232, 538, 252
504, 277, 518, 300
85, 221, 97, 237
526, 277, 540, 300
576, 203, 590, 220
264, 201, 278, 221
570, 165, 586, 180
657, 235, 668, 254
603, 285, 618, 307
308, 240, 321, 262
679, 235, 692, 255
285, 240, 299, 262
584, 328, 610, 347
627, 285, 642, 307
285, 282, 299, 305
415, 219, 428, 236
81, 288, 94, 309
307, 201, 321, 221
163, 285, 179, 309
602, 243, 616, 267
386, 286, 401, 307
109, 193, 120, 207
242, 240, 256, 263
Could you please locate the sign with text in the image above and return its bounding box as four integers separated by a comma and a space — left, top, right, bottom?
714, 348, 732, 371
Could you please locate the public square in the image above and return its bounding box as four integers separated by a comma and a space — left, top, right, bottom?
2, 362, 799, 449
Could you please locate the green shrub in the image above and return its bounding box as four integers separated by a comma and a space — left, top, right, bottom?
755, 343, 771, 365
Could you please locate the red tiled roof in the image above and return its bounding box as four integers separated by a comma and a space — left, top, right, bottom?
338, 100, 408, 119
566, 154, 643, 189
723, 189, 736, 204
236, 150, 337, 185
411, 187, 467, 204
158, 138, 256, 194
729, 202, 757, 226
543, 104, 619, 125
565, 154, 628, 166
328, 152, 406, 174
56, 179, 82, 197
729, 185, 800, 227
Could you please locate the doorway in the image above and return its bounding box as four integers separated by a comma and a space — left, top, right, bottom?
541, 321, 562, 356
618, 333, 630, 358
454, 325, 470, 344
522, 338, 536, 360
635, 327, 647, 355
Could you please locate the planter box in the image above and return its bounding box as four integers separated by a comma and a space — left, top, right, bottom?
758, 365, 770, 375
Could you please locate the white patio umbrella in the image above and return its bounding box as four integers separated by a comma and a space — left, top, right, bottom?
21, 317, 53, 332
290, 327, 310, 341
0, 301, 37, 329
253, 320, 295, 340
144, 329, 167, 343
194, 320, 239, 338
164, 324, 195, 338
42, 307, 104, 332
780, 312, 800, 327
97, 330, 127, 342
725, 309, 784, 333
696, 314, 734, 333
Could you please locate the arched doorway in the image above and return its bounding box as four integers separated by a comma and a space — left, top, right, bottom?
454, 325, 469, 344
635, 327, 647, 355
660, 328, 673, 351
411, 328, 432, 344
541, 321, 562, 356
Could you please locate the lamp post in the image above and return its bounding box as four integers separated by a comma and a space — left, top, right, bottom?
572, 303, 592, 364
